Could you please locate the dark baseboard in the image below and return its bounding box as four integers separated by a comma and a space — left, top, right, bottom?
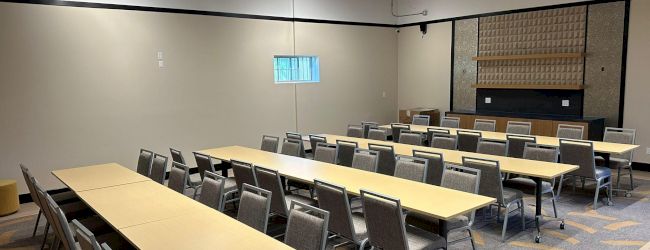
19, 187, 71, 204
632, 162, 650, 172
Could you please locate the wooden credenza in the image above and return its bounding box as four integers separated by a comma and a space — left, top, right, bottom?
445, 111, 605, 141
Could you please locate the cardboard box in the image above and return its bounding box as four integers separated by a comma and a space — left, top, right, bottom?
399, 108, 440, 126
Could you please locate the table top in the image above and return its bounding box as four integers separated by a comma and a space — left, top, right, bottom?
379, 124, 639, 155
119, 205, 293, 250
199, 146, 495, 220
313, 134, 578, 179
0, 179, 16, 186
51, 163, 150, 191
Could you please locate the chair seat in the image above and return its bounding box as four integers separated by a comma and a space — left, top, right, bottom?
188, 174, 202, 187
447, 215, 469, 230
95, 232, 131, 249
502, 187, 524, 204
503, 178, 553, 194
51, 191, 78, 204
405, 225, 447, 250
284, 194, 317, 209
224, 177, 238, 193
351, 212, 368, 243
595, 166, 612, 179
595, 156, 630, 168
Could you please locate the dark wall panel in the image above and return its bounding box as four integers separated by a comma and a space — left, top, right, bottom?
476, 89, 583, 117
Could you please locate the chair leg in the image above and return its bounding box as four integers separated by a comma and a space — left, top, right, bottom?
556, 175, 564, 200
32, 209, 42, 237
581, 177, 586, 190
572, 176, 576, 193
616, 167, 622, 191
593, 179, 602, 210
629, 166, 635, 190
520, 200, 525, 231
40, 222, 49, 250
551, 191, 558, 218
468, 229, 476, 250
501, 203, 511, 242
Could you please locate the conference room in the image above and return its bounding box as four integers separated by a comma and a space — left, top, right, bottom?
1, 0, 650, 249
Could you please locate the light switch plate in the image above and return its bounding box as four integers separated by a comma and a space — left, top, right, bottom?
157, 51, 164, 60
382, 91, 387, 98
562, 100, 570, 107
646, 147, 650, 155
158, 60, 164, 68
485, 97, 492, 104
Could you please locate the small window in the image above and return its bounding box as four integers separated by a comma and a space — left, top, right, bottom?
273, 55, 320, 83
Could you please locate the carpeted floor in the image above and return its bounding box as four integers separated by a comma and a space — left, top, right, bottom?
2, 170, 649, 250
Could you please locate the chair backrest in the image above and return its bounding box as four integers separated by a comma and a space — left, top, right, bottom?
168, 162, 189, 194
32, 178, 59, 245
506, 121, 532, 135
351, 148, 379, 172
149, 153, 168, 184
441, 165, 481, 224
506, 134, 537, 158
346, 125, 364, 138
231, 160, 257, 192
431, 134, 457, 150
474, 119, 497, 132
261, 135, 280, 153
426, 128, 451, 145
390, 123, 411, 143
285, 201, 330, 250
48, 195, 77, 250
254, 166, 289, 216
367, 128, 387, 141
399, 130, 424, 146
557, 124, 585, 139
313, 142, 338, 164
198, 171, 226, 211
237, 184, 272, 233
523, 143, 559, 163
281, 138, 303, 158
462, 157, 505, 204
559, 139, 596, 178
476, 138, 509, 156
19, 164, 41, 209
313, 180, 356, 241
101, 243, 112, 250
441, 116, 461, 128
360, 190, 408, 250
136, 149, 154, 176
286, 132, 306, 157
362, 121, 379, 138
394, 155, 428, 183
308, 134, 327, 154
368, 143, 396, 175
603, 127, 636, 160
169, 147, 186, 164
412, 150, 445, 185
412, 115, 430, 126
457, 130, 482, 152
193, 152, 215, 179
336, 140, 358, 167
72, 219, 102, 250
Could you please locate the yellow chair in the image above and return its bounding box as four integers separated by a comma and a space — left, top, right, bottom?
0, 179, 19, 216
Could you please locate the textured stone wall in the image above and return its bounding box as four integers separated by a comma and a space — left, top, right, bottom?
452, 18, 478, 111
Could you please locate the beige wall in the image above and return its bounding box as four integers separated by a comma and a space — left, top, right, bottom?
624, 0, 650, 164
397, 22, 452, 113
0, 2, 397, 193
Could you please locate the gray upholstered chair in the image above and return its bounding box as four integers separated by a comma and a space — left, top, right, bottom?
237, 184, 272, 233
193, 152, 237, 199
136, 149, 154, 176
394, 156, 428, 183
556, 124, 584, 139
412, 115, 430, 126
596, 127, 636, 194
198, 171, 238, 211
254, 166, 317, 217
281, 138, 303, 158
168, 162, 193, 195
504, 143, 562, 218
314, 180, 368, 248
313, 142, 338, 164
441, 116, 461, 128
286, 132, 307, 157
476, 138, 509, 156
560, 139, 612, 209
308, 134, 327, 154
261, 135, 280, 153
149, 153, 168, 184
231, 160, 258, 192
347, 125, 364, 138
72, 219, 117, 250
399, 130, 424, 146
351, 149, 379, 173
457, 130, 482, 152
431, 134, 457, 150
412, 150, 445, 186
360, 189, 446, 250
506, 121, 532, 135
506, 135, 537, 158
367, 128, 388, 141
390, 123, 411, 143
169, 147, 186, 164
362, 121, 379, 138
336, 140, 358, 167
473, 119, 496, 132
462, 157, 525, 242
426, 128, 451, 146
284, 201, 330, 250
439, 165, 481, 249
170, 148, 202, 191
368, 143, 396, 176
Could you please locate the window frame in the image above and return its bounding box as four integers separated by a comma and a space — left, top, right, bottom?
273, 55, 320, 84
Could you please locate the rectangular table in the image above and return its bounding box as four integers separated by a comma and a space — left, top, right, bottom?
199, 146, 496, 222
52, 163, 150, 192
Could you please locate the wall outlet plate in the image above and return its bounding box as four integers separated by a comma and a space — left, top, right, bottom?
158, 60, 165, 68
157, 51, 164, 60
562, 100, 570, 107
646, 147, 650, 155
485, 97, 492, 104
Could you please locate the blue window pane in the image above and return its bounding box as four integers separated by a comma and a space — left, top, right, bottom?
273, 55, 320, 83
